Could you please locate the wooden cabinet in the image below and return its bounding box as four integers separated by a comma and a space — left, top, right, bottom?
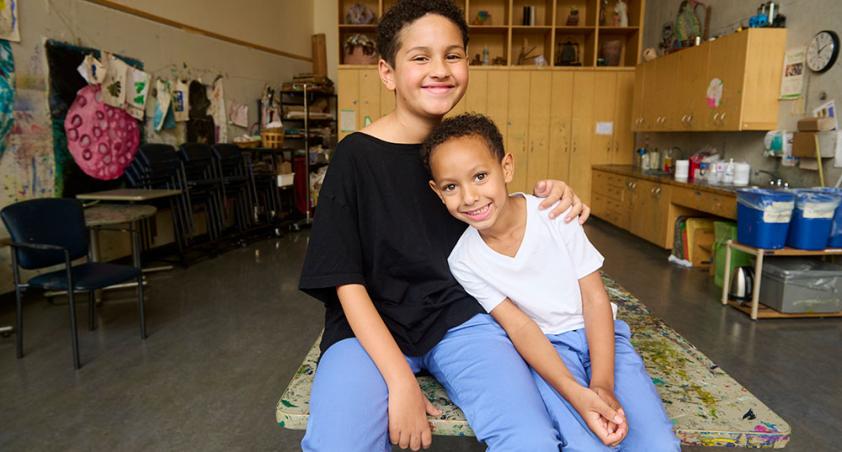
592, 168, 737, 249
337, 0, 646, 68
632, 28, 786, 132
337, 67, 637, 202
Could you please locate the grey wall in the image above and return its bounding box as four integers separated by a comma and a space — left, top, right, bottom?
640, 0, 842, 187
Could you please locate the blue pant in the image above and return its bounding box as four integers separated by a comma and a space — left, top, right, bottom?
302, 314, 561, 451
533, 320, 680, 452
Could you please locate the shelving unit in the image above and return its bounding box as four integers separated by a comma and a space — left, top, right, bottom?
338, 0, 645, 67
720, 240, 842, 320
279, 86, 337, 224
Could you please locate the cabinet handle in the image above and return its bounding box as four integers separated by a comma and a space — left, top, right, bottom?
720, 112, 726, 123
655, 187, 662, 195
712, 112, 720, 123
688, 114, 693, 124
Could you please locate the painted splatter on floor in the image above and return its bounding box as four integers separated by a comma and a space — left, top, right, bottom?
276, 274, 790, 448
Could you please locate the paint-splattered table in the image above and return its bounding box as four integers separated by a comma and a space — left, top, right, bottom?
277, 274, 790, 448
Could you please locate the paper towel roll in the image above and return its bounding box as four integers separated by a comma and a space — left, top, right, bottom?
675, 160, 690, 181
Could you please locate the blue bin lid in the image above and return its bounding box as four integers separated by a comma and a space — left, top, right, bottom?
737, 188, 795, 209
790, 188, 842, 209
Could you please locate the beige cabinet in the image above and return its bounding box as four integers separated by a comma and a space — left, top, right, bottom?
632, 28, 786, 132
337, 67, 637, 203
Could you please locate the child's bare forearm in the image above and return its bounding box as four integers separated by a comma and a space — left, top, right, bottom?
580, 272, 616, 389
492, 300, 582, 398
337, 284, 416, 389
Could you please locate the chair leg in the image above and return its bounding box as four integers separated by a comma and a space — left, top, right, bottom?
88, 290, 96, 331
67, 289, 81, 369
137, 275, 147, 339
14, 284, 23, 359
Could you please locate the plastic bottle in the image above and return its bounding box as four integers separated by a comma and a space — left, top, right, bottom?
482, 46, 490, 65
662, 148, 673, 173
723, 158, 736, 184
649, 147, 659, 172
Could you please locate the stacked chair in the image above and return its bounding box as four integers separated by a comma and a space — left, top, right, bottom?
212, 143, 258, 233
125, 143, 193, 260
177, 143, 225, 242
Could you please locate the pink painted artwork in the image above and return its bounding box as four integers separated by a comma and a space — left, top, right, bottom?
64, 85, 139, 180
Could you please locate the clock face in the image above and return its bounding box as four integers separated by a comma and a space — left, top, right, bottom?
807, 30, 839, 73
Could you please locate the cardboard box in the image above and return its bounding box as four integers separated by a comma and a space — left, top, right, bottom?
792, 131, 836, 158
797, 116, 835, 131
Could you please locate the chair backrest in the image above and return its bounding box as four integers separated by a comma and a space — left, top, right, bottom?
0, 198, 89, 269
213, 144, 249, 178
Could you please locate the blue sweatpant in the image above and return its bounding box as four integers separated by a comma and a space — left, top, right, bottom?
301, 314, 562, 451
532, 320, 680, 452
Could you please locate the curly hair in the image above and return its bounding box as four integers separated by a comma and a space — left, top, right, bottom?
421, 113, 505, 173
377, 0, 469, 68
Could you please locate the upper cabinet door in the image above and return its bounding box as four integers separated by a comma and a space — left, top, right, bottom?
705, 32, 749, 130
613, 71, 635, 165
676, 44, 710, 131
592, 72, 617, 166
337, 68, 359, 141
631, 64, 646, 131
548, 71, 574, 182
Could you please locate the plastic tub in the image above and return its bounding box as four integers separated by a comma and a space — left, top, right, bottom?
760, 257, 842, 313
736, 188, 795, 249
786, 189, 841, 250
807, 188, 842, 248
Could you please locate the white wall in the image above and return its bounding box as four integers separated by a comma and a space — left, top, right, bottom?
640, 0, 842, 187
0, 0, 313, 293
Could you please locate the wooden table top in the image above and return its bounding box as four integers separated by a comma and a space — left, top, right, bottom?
76, 188, 182, 202
84, 204, 157, 227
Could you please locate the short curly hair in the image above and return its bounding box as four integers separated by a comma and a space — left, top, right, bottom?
421, 113, 505, 174
377, 0, 469, 68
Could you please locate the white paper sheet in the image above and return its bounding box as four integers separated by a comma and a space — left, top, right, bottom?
340, 109, 357, 132
595, 121, 614, 135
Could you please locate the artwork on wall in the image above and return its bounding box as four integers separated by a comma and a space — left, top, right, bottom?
45, 39, 143, 196
126, 66, 150, 120
0, 0, 20, 42
64, 85, 140, 180
0, 40, 15, 155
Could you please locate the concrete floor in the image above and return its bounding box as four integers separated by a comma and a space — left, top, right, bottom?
1, 220, 839, 451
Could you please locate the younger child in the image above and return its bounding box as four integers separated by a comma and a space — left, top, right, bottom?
424, 114, 680, 451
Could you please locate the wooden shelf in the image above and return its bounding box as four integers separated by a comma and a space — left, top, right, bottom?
337, 0, 646, 68
726, 300, 842, 319
598, 26, 640, 35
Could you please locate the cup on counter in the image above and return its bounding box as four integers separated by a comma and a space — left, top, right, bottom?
675, 160, 689, 181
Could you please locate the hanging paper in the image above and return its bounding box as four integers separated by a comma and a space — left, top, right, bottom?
0, 0, 20, 42
210, 77, 227, 142
64, 85, 140, 180
0, 40, 15, 156
780, 47, 806, 100
229, 102, 248, 128
76, 55, 105, 85
125, 67, 150, 120
152, 79, 171, 131
706, 78, 723, 108
172, 79, 189, 122
101, 53, 129, 108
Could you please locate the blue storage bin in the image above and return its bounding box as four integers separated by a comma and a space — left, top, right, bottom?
737, 188, 795, 249
798, 188, 842, 248
786, 189, 841, 250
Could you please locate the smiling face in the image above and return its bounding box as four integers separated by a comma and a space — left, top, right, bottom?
380, 13, 469, 120
428, 135, 514, 230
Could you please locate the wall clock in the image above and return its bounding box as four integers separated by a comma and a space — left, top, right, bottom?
806, 30, 839, 73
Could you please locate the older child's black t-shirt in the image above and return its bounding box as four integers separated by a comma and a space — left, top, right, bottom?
299, 132, 483, 356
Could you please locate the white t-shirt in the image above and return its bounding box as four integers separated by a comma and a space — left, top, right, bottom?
448, 194, 614, 335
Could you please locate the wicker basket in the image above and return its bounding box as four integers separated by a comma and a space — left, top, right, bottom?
237, 139, 262, 149
261, 128, 285, 149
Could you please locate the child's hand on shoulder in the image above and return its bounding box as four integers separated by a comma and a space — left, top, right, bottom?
568, 385, 627, 446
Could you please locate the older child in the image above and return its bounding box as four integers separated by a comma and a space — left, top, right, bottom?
424, 114, 680, 452
299, 1, 587, 451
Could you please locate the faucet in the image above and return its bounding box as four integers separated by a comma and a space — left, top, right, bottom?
754, 169, 788, 188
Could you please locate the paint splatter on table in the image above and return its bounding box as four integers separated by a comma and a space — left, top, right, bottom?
277, 274, 790, 448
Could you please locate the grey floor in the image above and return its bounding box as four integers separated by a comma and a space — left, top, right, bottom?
1, 220, 839, 451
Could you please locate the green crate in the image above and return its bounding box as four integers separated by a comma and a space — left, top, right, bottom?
713, 221, 753, 288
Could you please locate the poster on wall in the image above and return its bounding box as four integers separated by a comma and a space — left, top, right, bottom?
0, 0, 20, 42
780, 47, 806, 100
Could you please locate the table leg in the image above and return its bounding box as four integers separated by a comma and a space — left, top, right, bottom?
721, 240, 733, 305
90, 228, 103, 304
751, 250, 765, 320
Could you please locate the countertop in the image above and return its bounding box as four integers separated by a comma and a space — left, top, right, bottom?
592, 165, 740, 197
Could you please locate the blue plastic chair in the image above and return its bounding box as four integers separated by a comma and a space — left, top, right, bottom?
1, 198, 146, 369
